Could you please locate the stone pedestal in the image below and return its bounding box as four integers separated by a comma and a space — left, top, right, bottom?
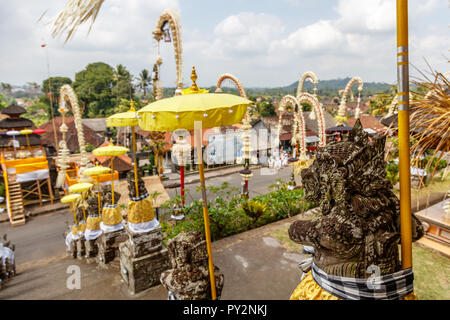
97, 228, 127, 266
119, 225, 170, 295
85, 239, 99, 263
76, 236, 86, 260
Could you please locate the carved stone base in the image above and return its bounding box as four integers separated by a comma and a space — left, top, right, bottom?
124, 225, 163, 256
119, 244, 169, 295
85, 238, 99, 262
97, 229, 127, 266
76, 236, 86, 260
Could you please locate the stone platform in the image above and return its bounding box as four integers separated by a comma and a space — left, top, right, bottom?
415, 200, 450, 256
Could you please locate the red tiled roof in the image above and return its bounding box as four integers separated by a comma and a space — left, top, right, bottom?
347, 114, 386, 133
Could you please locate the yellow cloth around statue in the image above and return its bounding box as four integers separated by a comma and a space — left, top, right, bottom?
102, 206, 123, 226
79, 223, 86, 233
71, 225, 79, 236
127, 197, 155, 224
290, 271, 418, 300
86, 216, 102, 230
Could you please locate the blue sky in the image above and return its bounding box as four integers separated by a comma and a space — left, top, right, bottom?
0, 0, 447, 87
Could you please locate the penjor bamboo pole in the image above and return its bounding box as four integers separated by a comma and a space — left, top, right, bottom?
111, 157, 115, 205
195, 123, 217, 300
397, 0, 413, 270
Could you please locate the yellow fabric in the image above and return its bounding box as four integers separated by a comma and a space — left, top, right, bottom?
61, 194, 81, 203
71, 225, 79, 235
20, 129, 33, 135
92, 145, 129, 156
102, 206, 123, 226
290, 271, 419, 300
127, 197, 155, 224
86, 216, 101, 230
83, 166, 111, 176
69, 183, 93, 193
181, 87, 209, 95
2, 156, 47, 167
94, 172, 118, 184
14, 161, 49, 174
138, 93, 251, 131
106, 110, 139, 127
79, 223, 86, 233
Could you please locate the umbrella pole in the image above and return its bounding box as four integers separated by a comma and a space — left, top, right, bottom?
397, 0, 413, 270
26, 134, 31, 152
71, 203, 77, 225
111, 156, 115, 205
180, 165, 185, 206
97, 178, 102, 217
132, 126, 139, 197
195, 126, 217, 300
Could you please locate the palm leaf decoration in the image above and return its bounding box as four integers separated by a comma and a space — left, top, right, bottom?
409, 69, 449, 181
52, 0, 106, 43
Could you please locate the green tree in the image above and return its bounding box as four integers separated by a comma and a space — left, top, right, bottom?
72, 62, 116, 118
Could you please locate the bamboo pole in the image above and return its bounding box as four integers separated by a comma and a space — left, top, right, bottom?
397, 0, 413, 270
195, 122, 217, 300
132, 126, 139, 197
96, 178, 101, 217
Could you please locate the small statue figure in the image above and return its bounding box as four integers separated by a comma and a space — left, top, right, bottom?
288, 119, 424, 300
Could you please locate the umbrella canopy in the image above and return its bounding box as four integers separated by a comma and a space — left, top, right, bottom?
83, 166, 111, 176
6, 130, 20, 136
92, 143, 129, 157
61, 193, 81, 203
20, 129, 33, 135
138, 93, 251, 131
33, 129, 46, 134
69, 182, 93, 193
106, 106, 139, 127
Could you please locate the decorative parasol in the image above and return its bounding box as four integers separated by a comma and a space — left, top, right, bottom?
61, 193, 82, 225
92, 141, 128, 205
138, 66, 252, 300
20, 129, 33, 152
68, 182, 93, 223
83, 166, 110, 216
106, 101, 140, 198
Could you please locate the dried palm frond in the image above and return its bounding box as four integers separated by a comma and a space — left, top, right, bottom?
410, 69, 449, 181
52, 0, 106, 43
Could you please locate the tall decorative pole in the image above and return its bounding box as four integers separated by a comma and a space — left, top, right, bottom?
172, 134, 191, 206
239, 115, 253, 198
397, 0, 413, 270
55, 100, 71, 190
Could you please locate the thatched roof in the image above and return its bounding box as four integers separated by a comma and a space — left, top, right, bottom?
1, 104, 26, 116
0, 117, 34, 129
0, 133, 41, 148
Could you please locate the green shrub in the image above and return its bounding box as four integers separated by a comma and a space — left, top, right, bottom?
386, 161, 400, 186
160, 180, 312, 242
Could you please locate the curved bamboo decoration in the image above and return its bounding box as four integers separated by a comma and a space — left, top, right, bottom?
278, 95, 307, 155
57, 84, 89, 183
337, 77, 363, 124
152, 8, 183, 96
385, 95, 398, 118
296, 71, 319, 98
215, 73, 247, 99
297, 71, 319, 121
297, 93, 326, 148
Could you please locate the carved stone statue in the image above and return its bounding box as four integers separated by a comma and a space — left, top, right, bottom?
160, 231, 224, 300
289, 119, 424, 279
127, 170, 148, 199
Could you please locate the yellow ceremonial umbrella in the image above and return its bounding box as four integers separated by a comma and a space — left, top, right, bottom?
106, 102, 140, 198
20, 129, 33, 152
92, 142, 129, 205
68, 182, 93, 224
138, 66, 252, 300
83, 166, 111, 216
61, 193, 82, 225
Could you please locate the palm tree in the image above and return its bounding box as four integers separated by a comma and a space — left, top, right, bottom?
114, 64, 131, 83
137, 69, 151, 97
1, 83, 12, 94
